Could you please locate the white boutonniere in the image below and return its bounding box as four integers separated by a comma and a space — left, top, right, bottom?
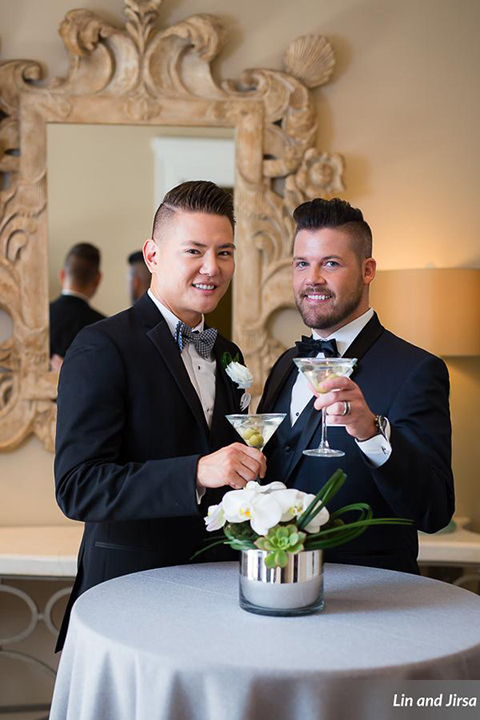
222, 352, 254, 412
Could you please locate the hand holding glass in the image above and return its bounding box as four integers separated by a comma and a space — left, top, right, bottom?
293, 357, 357, 458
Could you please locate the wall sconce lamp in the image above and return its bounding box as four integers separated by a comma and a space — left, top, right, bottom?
370, 269, 480, 357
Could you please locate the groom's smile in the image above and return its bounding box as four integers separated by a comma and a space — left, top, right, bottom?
144, 209, 235, 327
292, 227, 375, 335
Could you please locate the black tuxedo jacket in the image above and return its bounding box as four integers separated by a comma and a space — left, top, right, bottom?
49, 294, 106, 357
54, 293, 244, 649
257, 313, 454, 574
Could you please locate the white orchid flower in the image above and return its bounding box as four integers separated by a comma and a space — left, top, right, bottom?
225, 361, 253, 390
222, 489, 283, 536
245, 480, 287, 493
222, 489, 257, 525
304, 505, 330, 533
249, 495, 284, 535
274, 489, 330, 533
205, 483, 329, 537
204, 503, 226, 531
275, 489, 309, 522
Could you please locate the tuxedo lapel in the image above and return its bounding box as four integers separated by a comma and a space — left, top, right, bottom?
285, 313, 385, 480
211, 337, 241, 423
344, 312, 384, 369
259, 348, 299, 412
147, 322, 210, 435
135, 294, 210, 437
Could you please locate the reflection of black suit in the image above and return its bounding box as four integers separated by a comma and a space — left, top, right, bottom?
54, 293, 243, 649
49, 294, 106, 357
258, 314, 454, 574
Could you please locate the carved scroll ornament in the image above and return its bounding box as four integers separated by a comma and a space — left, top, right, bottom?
0, 0, 344, 451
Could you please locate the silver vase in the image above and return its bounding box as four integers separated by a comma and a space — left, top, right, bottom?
239, 549, 324, 616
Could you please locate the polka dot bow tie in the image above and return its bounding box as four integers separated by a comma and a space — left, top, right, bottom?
175, 322, 218, 359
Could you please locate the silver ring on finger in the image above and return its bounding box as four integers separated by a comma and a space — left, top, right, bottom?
341, 400, 351, 416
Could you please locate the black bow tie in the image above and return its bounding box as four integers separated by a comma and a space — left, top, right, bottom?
295, 336, 339, 358
175, 322, 218, 359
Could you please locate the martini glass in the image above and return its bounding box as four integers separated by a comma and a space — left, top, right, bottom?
226, 413, 287, 452
293, 357, 357, 458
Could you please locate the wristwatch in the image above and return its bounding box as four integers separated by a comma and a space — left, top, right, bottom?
373, 414, 388, 439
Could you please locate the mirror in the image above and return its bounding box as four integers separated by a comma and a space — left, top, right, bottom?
0, 0, 342, 451
47, 124, 234, 326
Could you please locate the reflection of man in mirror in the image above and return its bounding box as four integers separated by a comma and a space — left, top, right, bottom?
127, 250, 151, 303
49, 243, 106, 370
54, 181, 265, 651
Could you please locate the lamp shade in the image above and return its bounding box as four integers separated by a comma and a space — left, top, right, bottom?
369, 268, 480, 357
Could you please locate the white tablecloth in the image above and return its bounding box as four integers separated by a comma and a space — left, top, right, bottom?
51, 562, 480, 720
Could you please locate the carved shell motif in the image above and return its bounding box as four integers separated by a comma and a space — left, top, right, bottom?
283, 35, 335, 89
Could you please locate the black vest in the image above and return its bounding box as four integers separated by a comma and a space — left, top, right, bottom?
265, 367, 316, 482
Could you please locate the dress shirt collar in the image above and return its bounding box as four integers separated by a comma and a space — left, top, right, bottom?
311, 307, 374, 357
61, 289, 90, 304
147, 288, 204, 336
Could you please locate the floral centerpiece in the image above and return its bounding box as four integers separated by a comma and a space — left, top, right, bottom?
201, 469, 411, 568
197, 470, 412, 616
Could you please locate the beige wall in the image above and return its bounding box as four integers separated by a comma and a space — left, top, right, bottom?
47, 123, 157, 316
1, 0, 479, 530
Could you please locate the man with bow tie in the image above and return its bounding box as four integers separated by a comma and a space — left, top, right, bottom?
258, 197, 454, 574
54, 181, 265, 650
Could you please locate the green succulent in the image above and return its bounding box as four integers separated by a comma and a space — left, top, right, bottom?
255, 524, 306, 569
224, 522, 258, 550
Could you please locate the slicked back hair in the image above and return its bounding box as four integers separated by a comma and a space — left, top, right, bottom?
64, 243, 101, 287
293, 198, 373, 262
152, 180, 235, 241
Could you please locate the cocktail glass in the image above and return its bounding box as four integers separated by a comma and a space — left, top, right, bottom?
226, 413, 287, 452
293, 357, 357, 458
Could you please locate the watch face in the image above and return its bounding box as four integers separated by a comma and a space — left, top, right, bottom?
376, 415, 387, 436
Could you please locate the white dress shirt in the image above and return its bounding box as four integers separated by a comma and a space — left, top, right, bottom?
147, 290, 216, 428
148, 290, 217, 503
290, 308, 392, 467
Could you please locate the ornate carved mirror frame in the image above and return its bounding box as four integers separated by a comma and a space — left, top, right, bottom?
0, 0, 344, 452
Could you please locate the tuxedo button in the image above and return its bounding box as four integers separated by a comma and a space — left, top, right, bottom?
285, 445, 292, 453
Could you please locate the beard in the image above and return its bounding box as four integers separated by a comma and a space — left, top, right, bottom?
295, 278, 364, 331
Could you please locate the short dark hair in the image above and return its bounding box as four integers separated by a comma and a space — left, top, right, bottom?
64, 243, 101, 286
152, 180, 235, 240
127, 249, 150, 301
293, 198, 373, 260
128, 250, 145, 265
